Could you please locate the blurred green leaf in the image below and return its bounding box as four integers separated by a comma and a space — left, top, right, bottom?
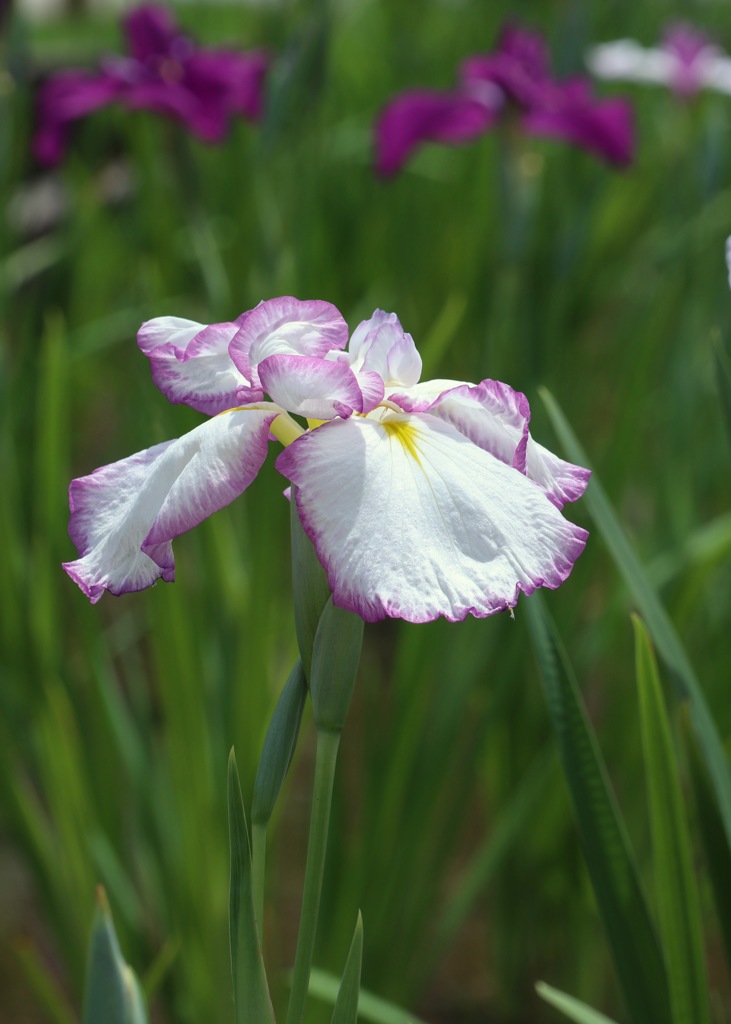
526, 596, 670, 1024
539, 387, 731, 849
330, 912, 363, 1024
712, 335, 731, 456
227, 749, 276, 1024
680, 708, 731, 978
308, 967, 428, 1024
429, 745, 552, 964
536, 981, 620, 1024
82, 888, 148, 1024
14, 941, 77, 1024
633, 617, 710, 1024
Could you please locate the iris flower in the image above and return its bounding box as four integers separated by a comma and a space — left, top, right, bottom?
587, 23, 731, 100
63, 297, 589, 623
376, 22, 634, 177
34, 3, 269, 166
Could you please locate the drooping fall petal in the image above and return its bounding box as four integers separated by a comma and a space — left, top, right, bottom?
64, 406, 279, 602
278, 412, 588, 623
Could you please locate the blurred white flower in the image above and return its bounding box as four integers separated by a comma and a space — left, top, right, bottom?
587, 23, 731, 99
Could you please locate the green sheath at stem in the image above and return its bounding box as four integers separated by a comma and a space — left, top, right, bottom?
285, 728, 341, 1024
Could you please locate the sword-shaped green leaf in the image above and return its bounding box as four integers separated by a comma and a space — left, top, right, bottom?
228, 749, 276, 1024
82, 887, 148, 1024
330, 913, 363, 1024
539, 387, 731, 850
525, 596, 669, 1024
536, 981, 620, 1024
633, 616, 710, 1024
680, 709, 731, 978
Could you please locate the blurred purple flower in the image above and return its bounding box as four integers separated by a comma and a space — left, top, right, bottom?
587, 22, 731, 100
375, 23, 635, 177
33, 3, 269, 166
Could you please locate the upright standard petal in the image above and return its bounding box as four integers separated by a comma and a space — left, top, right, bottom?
277, 413, 588, 623
123, 3, 182, 64
347, 310, 423, 389
229, 297, 349, 388
138, 316, 259, 414
64, 407, 279, 603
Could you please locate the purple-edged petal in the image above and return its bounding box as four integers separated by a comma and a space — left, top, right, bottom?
64, 406, 279, 603
375, 88, 500, 177
138, 316, 259, 414
277, 412, 587, 624
229, 297, 349, 387
257, 354, 364, 419
392, 379, 531, 472
525, 439, 591, 508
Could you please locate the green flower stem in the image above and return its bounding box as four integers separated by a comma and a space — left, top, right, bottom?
251, 821, 267, 943
285, 727, 341, 1024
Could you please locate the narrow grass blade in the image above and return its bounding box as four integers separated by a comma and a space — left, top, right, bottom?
82, 888, 148, 1024
536, 981, 620, 1024
525, 596, 670, 1024
14, 941, 77, 1024
680, 709, 731, 977
308, 968, 428, 1024
227, 749, 276, 1024
633, 617, 710, 1024
330, 913, 363, 1024
539, 387, 731, 849
712, 335, 731, 455
429, 746, 552, 964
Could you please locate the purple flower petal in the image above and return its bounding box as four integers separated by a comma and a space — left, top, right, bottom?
35, 2, 270, 164
33, 70, 122, 166
123, 3, 182, 65
460, 23, 552, 108
523, 79, 635, 166
375, 89, 501, 177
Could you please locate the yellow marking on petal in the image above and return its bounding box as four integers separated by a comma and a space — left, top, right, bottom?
306, 418, 327, 430
382, 419, 422, 465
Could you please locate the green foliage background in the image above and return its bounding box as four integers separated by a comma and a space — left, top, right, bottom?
1, 0, 730, 1021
